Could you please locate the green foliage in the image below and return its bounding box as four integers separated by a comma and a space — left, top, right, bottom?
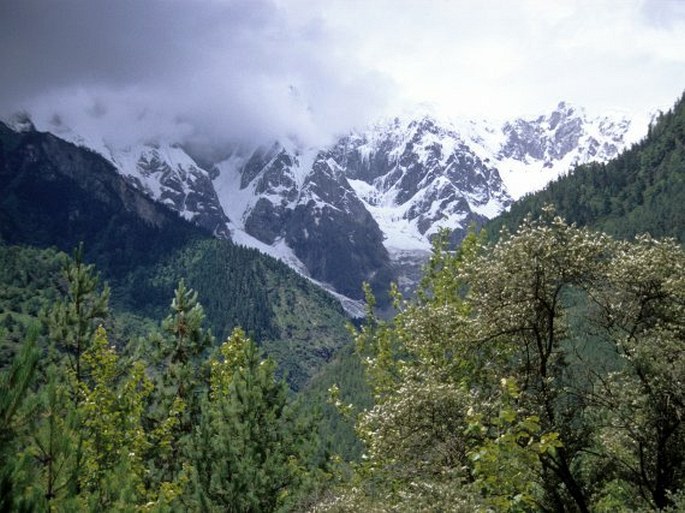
26, 328, 182, 512
77, 326, 152, 511
21, 249, 182, 512
489, 92, 685, 244
157, 279, 213, 392
126, 238, 351, 390
28, 363, 81, 512
301, 344, 371, 463
1, 249, 331, 511
190, 328, 321, 512
319, 214, 685, 512
0, 239, 350, 391
46, 244, 110, 385
0, 243, 161, 370
589, 235, 685, 510
125, 239, 279, 342
0, 244, 63, 367
138, 279, 214, 494
467, 377, 562, 513
0, 326, 39, 513
464, 210, 613, 510
18, 248, 115, 511
313, 229, 487, 511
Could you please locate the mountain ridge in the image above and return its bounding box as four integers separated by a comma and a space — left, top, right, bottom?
485, 93, 685, 244
9, 102, 646, 305
0, 121, 353, 389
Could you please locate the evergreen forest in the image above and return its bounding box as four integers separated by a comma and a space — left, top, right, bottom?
488, 92, 685, 243
1, 94, 684, 511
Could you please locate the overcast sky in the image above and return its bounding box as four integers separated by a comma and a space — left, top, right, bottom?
1, 0, 683, 150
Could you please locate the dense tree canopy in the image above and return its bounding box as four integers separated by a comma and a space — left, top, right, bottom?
315, 212, 685, 512
0, 254, 324, 512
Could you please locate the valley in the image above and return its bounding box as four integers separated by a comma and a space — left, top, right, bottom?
1, 78, 682, 513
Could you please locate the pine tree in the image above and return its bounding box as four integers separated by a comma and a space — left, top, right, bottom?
0, 326, 39, 513
27, 246, 112, 511
28, 362, 81, 512
46, 244, 109, 389
190, 328, 317, 512
142, 280, 213, 494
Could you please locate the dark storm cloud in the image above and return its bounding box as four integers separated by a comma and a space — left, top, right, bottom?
1, 0, 205, 99
0, 0, 393, 149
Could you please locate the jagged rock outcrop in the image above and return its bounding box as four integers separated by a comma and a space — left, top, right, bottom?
15, 101, 642, 306
0, 122, 204, 273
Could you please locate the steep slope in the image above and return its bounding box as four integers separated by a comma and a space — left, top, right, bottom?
110, 142, 231, 238
487, 93, 684, 243
0, 121, 201, 274
495, 101, 643, 199
17, 101, 643, 302
213, 143, 394, 302
31, 118, 232, 241
0, 122, 352, 388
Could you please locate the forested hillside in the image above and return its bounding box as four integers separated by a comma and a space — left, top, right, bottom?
0, 122, 352, 389
488, 92, 684, 242
121, 238, 352, 390
310, 93, 685, 511
316, 216, 685, 511
0, 252, 333, 511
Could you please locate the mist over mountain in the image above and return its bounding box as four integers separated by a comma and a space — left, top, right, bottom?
6, 100, 645, 309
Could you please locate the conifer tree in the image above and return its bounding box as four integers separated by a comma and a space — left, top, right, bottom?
28, 363, 80, 512
190, 328, 317, 512
27, 246, 112, 511
0, 326, 39, 513
142, 280, 214, 493
46, 244, 109, 388
156, 279, 213, 427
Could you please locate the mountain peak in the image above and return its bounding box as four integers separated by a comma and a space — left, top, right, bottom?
6, 111, 36, 133
15, 102, 645, 307
554, 100, 578, 115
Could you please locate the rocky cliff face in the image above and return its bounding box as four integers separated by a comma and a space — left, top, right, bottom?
214, 144, 393, 301
494, 102, 640, 198
0, 121, 203, 274
18, 102, 644, 309
501, 102, 629, 162
95, 143, 232, 239
331, 115, 511, 251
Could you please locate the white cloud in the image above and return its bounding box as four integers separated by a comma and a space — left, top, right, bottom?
0, 0, 395, 150
308, 0, 685, 118
1, 0, 683, 152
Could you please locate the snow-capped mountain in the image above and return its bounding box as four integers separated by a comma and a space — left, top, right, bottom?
110, 143, 231, 239
495, 102, 645, 199
331, 115, 512, 251
326, 114, 514, 296
22, 102, 646, 309
213, 142, 393, 302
